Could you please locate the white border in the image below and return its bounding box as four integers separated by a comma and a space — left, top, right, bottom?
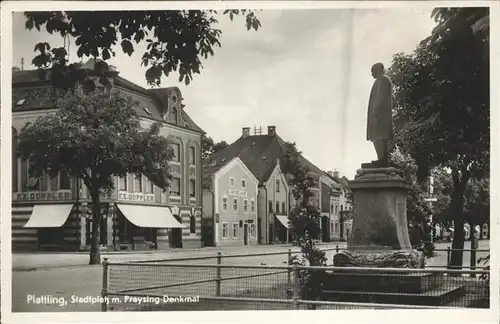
1, 1, 499, 324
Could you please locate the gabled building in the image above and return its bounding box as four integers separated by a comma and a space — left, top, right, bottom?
326, 171, 353, 241
320, 174, 342, 242
202, 157, 259, 246
207, 126, 326, 244
12, 60, 204, 251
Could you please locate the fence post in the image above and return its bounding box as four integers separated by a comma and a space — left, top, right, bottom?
446, 247, 451, 269
101, 258, 109, 312
287, 249, 292, 284
216, 252, 222, 296
292, 265, 300, 310
470, 236, 478, 278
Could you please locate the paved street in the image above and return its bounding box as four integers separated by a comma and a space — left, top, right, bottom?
12, 240, 489, 312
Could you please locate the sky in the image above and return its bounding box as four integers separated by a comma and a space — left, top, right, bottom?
12, 8, 437, 179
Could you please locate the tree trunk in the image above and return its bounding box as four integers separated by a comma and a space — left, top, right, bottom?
450, 218, 465, 269
89, 190, 102, 265
448, 168, 469, 270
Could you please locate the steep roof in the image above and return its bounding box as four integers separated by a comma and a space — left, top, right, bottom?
11, 61, 204, 134
203, 133, 326, 187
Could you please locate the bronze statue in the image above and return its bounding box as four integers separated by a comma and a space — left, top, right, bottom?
366, 62, 393, 168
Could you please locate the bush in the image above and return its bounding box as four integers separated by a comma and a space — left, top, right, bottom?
289, 232, 327, 309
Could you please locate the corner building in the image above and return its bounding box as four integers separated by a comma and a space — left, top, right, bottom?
11, 60, 204, 251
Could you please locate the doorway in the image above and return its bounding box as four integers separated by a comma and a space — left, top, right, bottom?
170, 214, 183, 248
244, 223, 249, 245
321, 216, 329, 242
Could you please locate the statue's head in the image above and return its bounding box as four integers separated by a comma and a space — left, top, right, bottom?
371, 62, 385, 79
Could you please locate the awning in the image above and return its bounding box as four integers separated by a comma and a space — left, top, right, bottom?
23, 204, 74, 228
275, 215, 290, 229
117, 204, 185, 228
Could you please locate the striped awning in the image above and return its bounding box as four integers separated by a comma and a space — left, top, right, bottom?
117, 204, 185, 228
23, 204, 74, 228
275, 215, 290, 229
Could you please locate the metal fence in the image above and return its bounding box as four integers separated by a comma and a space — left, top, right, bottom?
102, 261, 490, 312
129, 246, 490, 270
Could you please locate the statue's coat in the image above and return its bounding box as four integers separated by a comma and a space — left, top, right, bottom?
366, 75, 394, 141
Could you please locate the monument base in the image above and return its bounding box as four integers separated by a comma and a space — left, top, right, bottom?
333, 250, 424, 268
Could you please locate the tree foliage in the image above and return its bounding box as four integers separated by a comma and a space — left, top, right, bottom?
432, 169, 489, 228
18, 87, 174, 264
280, 142, 321, 242
201, 135, 228, 162
24, 10, 261, 88
282, 142, 325, 309
389, 148, 431, 224
387, 7, 489, 268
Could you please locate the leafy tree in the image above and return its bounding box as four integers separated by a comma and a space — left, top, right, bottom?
18, 87, 174, 264
432, 170, 489, 237
280, 142, 321, 243
280, 142, 325, 307
464, 178, 490, 232
24, 10, 261, 88
430, 168, 454, 229
389, 148, 431, 224
388, 7, 489, 269
201, 135, 228, 162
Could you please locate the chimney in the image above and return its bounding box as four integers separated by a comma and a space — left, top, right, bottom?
242, 127, 251, 138
267, 125, 276, 136
327, 171, 334, 178
333, 170, 340, 178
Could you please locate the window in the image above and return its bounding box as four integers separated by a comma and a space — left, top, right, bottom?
222, 223, 228, 239
27, 177, 39, 191
190, 215, 196, 234
282, 202, 286, 214
145, 178, 154, 194
269, 201, 273, 213
232, 198, 238, 211
171, 143, 180, 162
134, 175, 142, 192
276, 179, 280, 192
222, 197, 228, 211
330, 222, 334, 235
26, 160, 40, 192
230, 177, 235, 187
249, 224, 256, 237
119, 175, 127, 191
250, 200, 255, 213
189, 147, 195, 165
276, 201, 280, 214
232, 223, 239, 239
170, 177, 180, 195
241, 179, 246, 188
243, 199, 249, 213
330, 204, 334, 214
335, 205, 338, 215
189, 179, 196, 197
59, 171, 71, 190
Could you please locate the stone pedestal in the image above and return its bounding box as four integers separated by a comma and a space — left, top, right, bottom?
334, 167, 423, 268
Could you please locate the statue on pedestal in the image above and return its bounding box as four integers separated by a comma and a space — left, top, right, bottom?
364, 62, 394, 168
333, 62, 424, 268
